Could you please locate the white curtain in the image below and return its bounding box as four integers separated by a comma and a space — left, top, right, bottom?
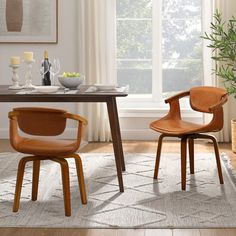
77, 0, 117, 141
204, 0, 236, 142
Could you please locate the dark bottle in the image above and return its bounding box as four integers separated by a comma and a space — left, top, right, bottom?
42, 50, 51, 85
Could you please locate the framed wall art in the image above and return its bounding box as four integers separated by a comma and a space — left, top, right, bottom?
0, 0, 58, 43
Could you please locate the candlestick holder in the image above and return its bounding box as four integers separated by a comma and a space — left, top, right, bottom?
22, 59, 35, 89
9, 64, 22, 90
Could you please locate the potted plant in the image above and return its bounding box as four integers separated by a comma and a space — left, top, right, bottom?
202, 9, 236, 152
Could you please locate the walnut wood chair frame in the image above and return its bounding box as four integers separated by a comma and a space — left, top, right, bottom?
150, 86, 228, 190
9, 108, 88, 217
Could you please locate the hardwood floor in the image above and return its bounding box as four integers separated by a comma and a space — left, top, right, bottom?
79, 140, 236, 169
0, 139, 236, 236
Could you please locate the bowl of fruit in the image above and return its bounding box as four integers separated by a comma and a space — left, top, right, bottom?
58, 72, 85, 89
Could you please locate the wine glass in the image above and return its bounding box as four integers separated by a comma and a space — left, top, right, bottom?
50, 59, 60, 86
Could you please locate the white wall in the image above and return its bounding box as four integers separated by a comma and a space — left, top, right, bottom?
0, 0, 79, 139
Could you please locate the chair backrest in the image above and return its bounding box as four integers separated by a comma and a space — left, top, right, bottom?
189, 86, 228, 113
12, 107, 67, 136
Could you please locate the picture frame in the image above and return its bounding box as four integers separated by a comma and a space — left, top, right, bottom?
0, 0, 58, 44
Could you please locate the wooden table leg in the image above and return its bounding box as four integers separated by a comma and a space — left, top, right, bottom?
111, 98, 126, 171
107, 97, 124, 192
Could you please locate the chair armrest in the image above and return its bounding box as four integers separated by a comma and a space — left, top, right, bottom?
165, 91, 190, 104
8, 111, 18, 119
209, 95, 228, 112
164, 91, 190, 120
64, 113, 88, 125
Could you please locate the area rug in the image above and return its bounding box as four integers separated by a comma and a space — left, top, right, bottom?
0, 152, 236, 228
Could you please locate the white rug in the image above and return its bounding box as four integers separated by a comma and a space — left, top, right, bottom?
0, 152, 236, 228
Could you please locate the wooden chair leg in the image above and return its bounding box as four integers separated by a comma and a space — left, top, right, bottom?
192, 134, 224, 185
32, 160, 40, 201
13, 156, 35, 212
154, 134, 165, 179
188, 138, 194, 174
52, 158, 71, 217
13, 159, 27, 212
181, 137, 187, 190
211, 136, 224, 184
73, 154, 87, 205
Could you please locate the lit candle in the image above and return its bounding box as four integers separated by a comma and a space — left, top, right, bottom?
10, 56, 20, 65
23, 52, 34, 61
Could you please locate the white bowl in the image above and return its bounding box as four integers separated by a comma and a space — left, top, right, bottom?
58, 75, 85, 89
35, 86, 60, 94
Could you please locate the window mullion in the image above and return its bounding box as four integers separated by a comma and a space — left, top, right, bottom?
152, 0, 163, 102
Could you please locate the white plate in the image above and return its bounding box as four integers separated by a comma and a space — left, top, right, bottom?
35, 86, 60, 94
94, 84, 116, 91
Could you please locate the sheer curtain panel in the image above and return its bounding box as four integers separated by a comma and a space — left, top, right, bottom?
77, 0, 117, 141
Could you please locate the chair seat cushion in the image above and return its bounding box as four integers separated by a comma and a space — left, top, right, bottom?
150, 118, 204, 135
14, 138, 78, 156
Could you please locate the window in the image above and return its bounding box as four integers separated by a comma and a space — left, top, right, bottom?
116, 0, 205, 106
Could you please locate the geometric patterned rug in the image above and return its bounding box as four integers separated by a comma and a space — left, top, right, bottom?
0, 152, 236, 228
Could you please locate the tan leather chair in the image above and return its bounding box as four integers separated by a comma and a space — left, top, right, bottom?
8, 107, 88, 216
150, 86, 228, 190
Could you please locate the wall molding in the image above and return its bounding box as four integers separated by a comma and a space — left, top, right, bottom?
121, 129, 159, 141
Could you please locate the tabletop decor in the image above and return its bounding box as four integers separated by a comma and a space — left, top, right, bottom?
58, 72, 85, 89
9, 56, 21, 90
34, 86, 60, 94
0, 0, 58, 43
50, 59, 60, 85
22, 52, 35, 89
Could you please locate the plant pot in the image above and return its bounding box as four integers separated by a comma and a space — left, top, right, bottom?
231, 119, 236, 153
6, 0, 23, 32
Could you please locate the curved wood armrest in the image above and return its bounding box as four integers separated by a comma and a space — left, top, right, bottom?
209, 95, 228, 112
64, 113, 88, 125
165, 91, 190, 104
8, 111, 18, 119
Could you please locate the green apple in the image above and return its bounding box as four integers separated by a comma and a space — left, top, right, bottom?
62, 72, 81, 78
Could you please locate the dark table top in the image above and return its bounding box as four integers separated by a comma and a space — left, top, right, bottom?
0, 85, 128, 103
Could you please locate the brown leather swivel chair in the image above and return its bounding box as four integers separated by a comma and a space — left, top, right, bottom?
9, 107, 88, 216
150, 86, 228, 190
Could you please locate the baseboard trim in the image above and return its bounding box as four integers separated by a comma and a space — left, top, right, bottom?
120, 129, 158, 141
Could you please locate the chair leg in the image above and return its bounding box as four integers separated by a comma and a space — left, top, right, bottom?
211, 136, 224, 184
188, 138, 194, 174
13, 159, 27, 212
13, 156, 35, 212
52, 158, 71, 217
154, 134, 165, 179
32, 160, 40, 201
181, 137, 187, 191
189, 133, 224, 185
73, 154, 87, 205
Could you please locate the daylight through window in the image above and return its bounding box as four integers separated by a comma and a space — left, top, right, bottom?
116, 0, 204, 100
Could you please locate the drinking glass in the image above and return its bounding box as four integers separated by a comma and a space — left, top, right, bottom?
50, 59, 60, 85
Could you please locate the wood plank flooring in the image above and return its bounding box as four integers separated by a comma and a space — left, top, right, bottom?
0, 139, 236, 236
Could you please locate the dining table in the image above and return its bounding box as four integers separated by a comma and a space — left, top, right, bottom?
0, 85, 128, 192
